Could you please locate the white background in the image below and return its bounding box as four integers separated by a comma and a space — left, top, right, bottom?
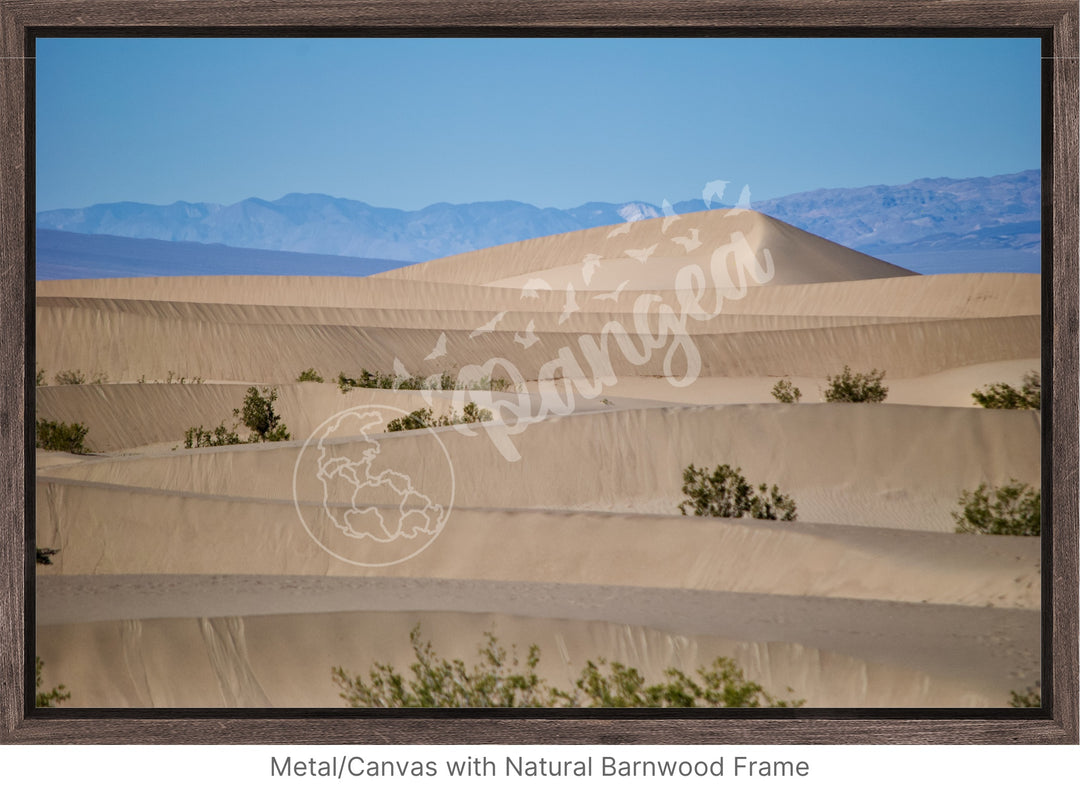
2, 743, 1078, 798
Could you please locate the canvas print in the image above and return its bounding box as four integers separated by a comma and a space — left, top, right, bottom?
32, 37, 1042, 709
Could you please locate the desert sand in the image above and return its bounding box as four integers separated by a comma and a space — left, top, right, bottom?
35, 208, 1041, 708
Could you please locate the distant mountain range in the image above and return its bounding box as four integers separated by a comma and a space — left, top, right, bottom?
35, 229, 408, 281
36, 170, 1040, 275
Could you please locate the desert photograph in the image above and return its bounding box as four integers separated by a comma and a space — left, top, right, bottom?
32, 37, 1042, 709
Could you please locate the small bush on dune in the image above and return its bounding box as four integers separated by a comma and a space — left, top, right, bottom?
52, 369, 109, 385
824, 365, 887, 403
771, 378, 801, 404
384, 402, 493, 433
1009, 686, 1041, 708
183, 386, 290, 447
464, 374, 513, 392
157, 371, 203, 385
972, 371, 1041, 409
53, 369, 86, 386
234, 386, 290, 442
184, 423, 243, 449
339, 368, 425, 392
452, 402, 494, 425
953, 480, 1040, 537
333, 626, 559, 708
574, 657, 803, 709
35, 369, 46, 386
333, 625, 802, 708
36, 657, 70, 708
36, 418, 89, 454
748, 483, 800, 521
678, 463, 797, 521
385, 407, 437, 433
36, 547, 59, 565
338, 367, 512, 395
297, 368, 324, 383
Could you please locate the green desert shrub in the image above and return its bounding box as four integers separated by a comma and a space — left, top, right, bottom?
972, 371, 1041, 409
953, 480, 1040, 537
385, 407, 438, 432
678, 463, 797, 521
35, 657, 70, 708
35, 547, 59, 565
339, 368, 424, 392
450, 402, 494, 425
771, 378, 801, 403
338, 368, 512, 395
184, 423, 243, 449
53, 369, 86, 385
1009, 686, 1041, 708
36, 419, 89, 454
35, 369, 46, 386
156, 371, 203, 384
52, 369, 109, 385
184, 386, 290, 447
385, 402, 493, 433
464, 374, 513, 392
234, 386, 290, 442
297, 368, 324, 383
574, 657, 803, 708
824, 365, 888, 403
334, 626, 559, 708
333, 625, 802, 708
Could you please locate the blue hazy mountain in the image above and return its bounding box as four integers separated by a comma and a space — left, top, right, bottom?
753, 171, 1041, 274
35, 229, 409, 280
36, 170, 1040, 275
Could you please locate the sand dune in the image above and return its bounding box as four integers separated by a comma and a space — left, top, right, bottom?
378, 209, 915, 287
37, 537, 1041, 708
37, 271, 1037, 318
36, 299, 1037, 384
38, 403, 1040, 531
38, 362, 1041, 457
587, 359, 1043, 407
38, 293, 951, 334
36, 489, 1040, 607
34, 211, 1042, 709
39, 605, 1034, 708
36, 383, 481, 453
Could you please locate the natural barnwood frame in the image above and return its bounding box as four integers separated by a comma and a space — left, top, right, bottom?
0, 0, 1076, 745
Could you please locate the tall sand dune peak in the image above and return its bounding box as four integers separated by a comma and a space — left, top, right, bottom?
377, 208, 917, 289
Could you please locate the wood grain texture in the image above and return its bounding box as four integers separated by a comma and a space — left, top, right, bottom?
1049, 3, 1080, 743
0, 0, 30, 739
1, 0, 1077, 745
2, 715, 1076, 745
0, 0, 1076, 29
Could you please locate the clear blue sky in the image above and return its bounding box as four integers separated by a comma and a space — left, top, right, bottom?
35, 37, 1041, 212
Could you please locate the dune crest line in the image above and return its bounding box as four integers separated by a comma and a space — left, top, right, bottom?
438, 229, 776, 462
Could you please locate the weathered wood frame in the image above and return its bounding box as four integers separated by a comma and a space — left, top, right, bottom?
1, 0, 1075, 744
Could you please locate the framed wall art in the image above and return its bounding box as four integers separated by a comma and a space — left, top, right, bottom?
1, 0, 1076, 745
